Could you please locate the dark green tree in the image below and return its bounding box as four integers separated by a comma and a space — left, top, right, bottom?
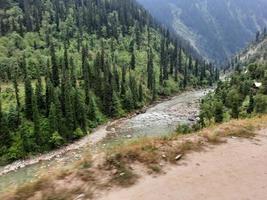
50, 43, 60, 87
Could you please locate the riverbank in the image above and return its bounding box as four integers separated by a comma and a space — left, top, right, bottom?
1, 115, 266, 199
0, 88, 211, 191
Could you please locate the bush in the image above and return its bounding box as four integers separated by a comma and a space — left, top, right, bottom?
254, 94, 267, 113
50, 132, 64, 148
176, 124, 192, 134
73, 128, 85, 139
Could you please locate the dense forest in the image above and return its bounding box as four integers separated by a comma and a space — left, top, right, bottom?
200, 30, 267, 127
0, 0, 218, 164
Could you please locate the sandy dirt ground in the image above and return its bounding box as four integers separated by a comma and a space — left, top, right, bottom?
98, 129, 267, 200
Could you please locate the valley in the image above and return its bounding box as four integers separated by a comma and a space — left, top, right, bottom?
0, 88, 210, 193
0, 0, 267, 199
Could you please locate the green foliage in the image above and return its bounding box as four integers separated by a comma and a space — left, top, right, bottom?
176, 124, 192, 134
50, 132, 64, 148
0, 0, 217, 164
200, 62, 267, 127
254, 94, 267, 113
73, 128, 85, 139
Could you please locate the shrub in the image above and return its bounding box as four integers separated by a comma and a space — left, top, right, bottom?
254, 94, 267, 113
176, 124, 192, 134
50, 132, 64, 147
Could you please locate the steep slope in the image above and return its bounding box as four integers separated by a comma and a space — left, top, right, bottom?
0, 0, 218, 165
239, 33, 267, 64
137, 0, 267, 63
200, 32, 267, 126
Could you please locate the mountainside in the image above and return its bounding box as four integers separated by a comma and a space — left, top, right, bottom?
200, 31, 267, 126
239, 32, 267, 65
0, 0, 218, 164
137, 0, 267, 63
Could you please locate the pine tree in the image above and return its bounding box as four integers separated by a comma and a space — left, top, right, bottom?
70, 57, 76, 88
48, 103, 57, 135
183, 64, 188, 88
24, 73, 33, 120
147, 48, 154, 90
130, 39, 136, 70
121, 65, 127, 96
173, 42, 179, 81
12, 65, 20, 126
178, 47, 182, 73
52, 89, 64, 136
72, 89, 86, 130
82, 46, 91, 105
138, 83, 144, 103
159, 38, 165, 85
194, 59, 199, 77
50, 43, 60, 87
111, 92, 124, 117
188, 56, 193, 72
129, 74, 138, 108
32, 93, 41, 145
113, 66, 120, 92
45, 78, 54, 117
123, 88, 134, 111
36, 72, 44, 112
130, 51, 136, 70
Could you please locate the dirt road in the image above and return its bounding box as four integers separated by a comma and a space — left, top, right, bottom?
98, 129, 267, 200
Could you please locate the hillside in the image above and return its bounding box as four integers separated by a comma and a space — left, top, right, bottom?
200, 31, 267, 126
137, 0, 267, 63
0, 0, 218, 165
239, 32, 267, 64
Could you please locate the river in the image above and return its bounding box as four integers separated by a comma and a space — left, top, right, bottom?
0, 88, 211, 193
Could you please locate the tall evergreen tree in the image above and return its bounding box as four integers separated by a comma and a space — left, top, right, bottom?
50, 43, 60, 87
32, 93, 41, 144
12, 65, 21, 126
147, 48, 154, 90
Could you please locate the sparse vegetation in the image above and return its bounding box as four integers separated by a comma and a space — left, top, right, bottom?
1, 115, 266, 200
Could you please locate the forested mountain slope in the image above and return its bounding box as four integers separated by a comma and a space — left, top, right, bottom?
239, 31, 267, 65
200, 31, 267, 126
0, 0, 218, 164
137, 0, 267, 63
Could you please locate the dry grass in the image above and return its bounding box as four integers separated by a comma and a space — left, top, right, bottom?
1, 115, 267, 200
201, 115, 267, 143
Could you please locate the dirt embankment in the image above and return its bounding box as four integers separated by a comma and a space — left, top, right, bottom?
99, 128, 267, 200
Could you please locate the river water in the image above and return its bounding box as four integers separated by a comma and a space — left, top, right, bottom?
0, 88, 211, 193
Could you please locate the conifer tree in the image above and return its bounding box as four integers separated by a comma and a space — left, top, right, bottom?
12, 65, 20, 126
73, 89, 86, 130
24, 71, 33, 120
48, 103, 57, 135
32, 93, 41, 144
183, 64, 188, 88
147, 48, 154, 90
36, 71, 44, 112
138, 83, 144, 103
173, 42, 179, 81
178, 47, 182, 73
130, 39, 136, 70
50, 43, 60, 87
70, 57, 76, 88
